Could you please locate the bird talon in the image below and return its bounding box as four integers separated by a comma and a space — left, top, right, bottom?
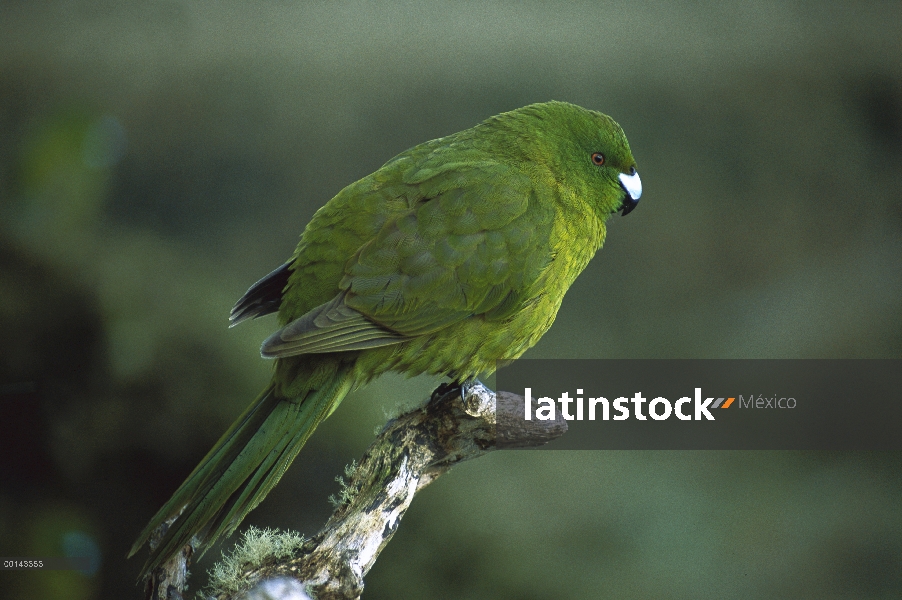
429, 379, 478, 406
459, 379, 476, 404
430, 381, 456, 402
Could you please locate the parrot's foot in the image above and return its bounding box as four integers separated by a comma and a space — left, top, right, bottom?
430, 379, 480, 404
430, 380, 462, 403
458, 378, 479, 403
430, 381, 464, 402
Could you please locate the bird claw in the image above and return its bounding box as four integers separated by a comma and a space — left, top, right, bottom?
430, 377, 491, 416
458, 379, 476, 404
430, 381, 456, 403
429, 378, 478, 405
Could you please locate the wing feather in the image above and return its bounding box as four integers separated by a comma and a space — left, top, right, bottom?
229, 262, 291, 327
340, 164, 546, 337
260, 293, 404, 358
260, 160, 551, 359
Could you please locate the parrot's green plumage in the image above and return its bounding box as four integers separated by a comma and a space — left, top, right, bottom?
130, 101, 642, 576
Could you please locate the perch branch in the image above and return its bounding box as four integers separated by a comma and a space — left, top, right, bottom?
144, 514, 192, 600
151, 384, 566, 600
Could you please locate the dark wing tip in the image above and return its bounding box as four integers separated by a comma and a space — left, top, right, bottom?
229, 262, 292, 327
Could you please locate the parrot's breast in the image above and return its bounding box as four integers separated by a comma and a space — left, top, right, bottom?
355, 196, 607, 382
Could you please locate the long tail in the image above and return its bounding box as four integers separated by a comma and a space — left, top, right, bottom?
129, 374, 352, 577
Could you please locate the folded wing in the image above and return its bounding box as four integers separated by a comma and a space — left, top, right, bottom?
260, 159, 549, 359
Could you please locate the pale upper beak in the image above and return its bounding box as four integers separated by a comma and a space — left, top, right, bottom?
618, 168, 642, 216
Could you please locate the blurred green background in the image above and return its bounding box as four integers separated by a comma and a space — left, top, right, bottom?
1, 1, 900, 598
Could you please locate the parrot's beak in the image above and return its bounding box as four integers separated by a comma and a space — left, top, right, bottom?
618, 168, 642, 216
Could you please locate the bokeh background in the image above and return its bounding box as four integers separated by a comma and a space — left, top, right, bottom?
1, 1, 900, 598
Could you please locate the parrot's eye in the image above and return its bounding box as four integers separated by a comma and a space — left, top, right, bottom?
591, 152, 605, 166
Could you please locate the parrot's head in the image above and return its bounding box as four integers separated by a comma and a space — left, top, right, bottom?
505, 101, 642, 218
564, 102, 642, 218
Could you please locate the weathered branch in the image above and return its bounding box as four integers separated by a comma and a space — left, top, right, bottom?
149, 384, 566, 600
144, 514, 192, 600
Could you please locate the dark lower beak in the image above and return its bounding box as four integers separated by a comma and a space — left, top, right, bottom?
617, 169, 642, 216
620, 193, 639, 216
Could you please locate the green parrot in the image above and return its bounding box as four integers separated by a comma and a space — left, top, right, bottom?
130, 100, 642, 575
